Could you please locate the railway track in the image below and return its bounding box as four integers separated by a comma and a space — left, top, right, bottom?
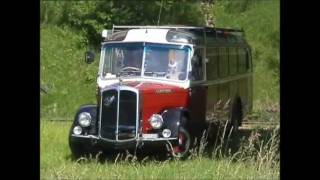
45, 117, 72, 122
239, 121, 279, 130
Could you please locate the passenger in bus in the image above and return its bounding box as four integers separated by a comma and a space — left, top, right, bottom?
166, 49, 189, 80
168, 50, 178, 73
167, 50, 179, 79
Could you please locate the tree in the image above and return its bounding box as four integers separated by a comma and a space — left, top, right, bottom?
41, 0, 211, 47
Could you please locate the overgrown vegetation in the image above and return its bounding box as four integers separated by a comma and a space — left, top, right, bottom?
40, 26, 98, 118
41, 0, 206, 46
40, 0, 279, 119
40, 1, 280, 178
41, 120, 279, 179
213, 0, 280, 107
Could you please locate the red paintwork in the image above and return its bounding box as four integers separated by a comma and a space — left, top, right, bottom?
123, 81, 189, 133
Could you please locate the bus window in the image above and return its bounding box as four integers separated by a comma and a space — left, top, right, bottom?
229, 47, 237, 75
238, 48, 247, 73
245, 49, 251, 71
219, 47, 228, 77
191, 48, 204, 81
206, 47, 218, 80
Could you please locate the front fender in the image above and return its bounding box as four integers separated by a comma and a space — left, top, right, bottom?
162, 107, 189, 138
71, 104, 98, 135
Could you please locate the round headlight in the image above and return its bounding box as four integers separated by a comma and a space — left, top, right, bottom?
78, 112, 91, 127
73, 126, 82, 135
162, 129, 171, 138
149, 114, 163, 129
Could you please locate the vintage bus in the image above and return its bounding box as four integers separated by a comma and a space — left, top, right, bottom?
69, 25, 253, 158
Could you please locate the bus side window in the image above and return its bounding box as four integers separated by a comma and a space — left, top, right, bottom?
245, 49, 251, 71
238, 47, 246, 74
229, 47, 237, 75
219, 47, 228, 77
191, 48, 204, 81
206, 47, 218, 80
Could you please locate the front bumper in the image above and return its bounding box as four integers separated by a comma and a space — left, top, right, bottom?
70, 134, 178, 151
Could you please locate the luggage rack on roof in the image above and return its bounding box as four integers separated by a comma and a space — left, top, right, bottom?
112, 25, 204, 33
112, 25, 243, 34
103, 25, 245, 43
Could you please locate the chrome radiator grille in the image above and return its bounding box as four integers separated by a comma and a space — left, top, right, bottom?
99, 87, 139, 141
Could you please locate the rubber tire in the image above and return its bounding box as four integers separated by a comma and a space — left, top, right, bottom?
171, 126, 191, 159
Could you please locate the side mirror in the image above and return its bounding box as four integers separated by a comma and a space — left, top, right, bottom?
85, 51, 95, 64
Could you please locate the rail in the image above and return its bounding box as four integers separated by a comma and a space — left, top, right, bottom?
112, 25, 243, 34
43, 117, 73, 122
239, 121, 279, 130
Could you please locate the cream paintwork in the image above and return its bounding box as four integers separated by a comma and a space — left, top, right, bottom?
124, 29, 169, 43
97, 77, 191, 89
98, 28, 195, 89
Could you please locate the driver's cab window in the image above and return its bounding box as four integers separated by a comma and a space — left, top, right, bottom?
113, 48, 142, 72
103, 46, 143, 76
144, 47, 168, 73
144, 46, 188, 80
190, 48, 204, 81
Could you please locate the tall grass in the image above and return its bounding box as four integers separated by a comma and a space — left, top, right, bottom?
41, 120, 279, 179
41, 1, 280, 179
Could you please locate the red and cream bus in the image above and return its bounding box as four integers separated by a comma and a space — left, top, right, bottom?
69, 25, 253, 158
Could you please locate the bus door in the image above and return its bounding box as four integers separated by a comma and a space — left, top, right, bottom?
188, 48, 207, 135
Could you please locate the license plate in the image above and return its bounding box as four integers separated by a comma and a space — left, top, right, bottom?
142, 134, 159, 139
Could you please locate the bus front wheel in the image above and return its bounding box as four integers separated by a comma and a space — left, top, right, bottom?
171, 127, 191, 159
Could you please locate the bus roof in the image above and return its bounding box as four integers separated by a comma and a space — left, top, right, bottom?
104, 25, 247, 46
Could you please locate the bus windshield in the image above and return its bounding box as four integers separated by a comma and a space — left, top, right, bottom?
100, 42, 190, 81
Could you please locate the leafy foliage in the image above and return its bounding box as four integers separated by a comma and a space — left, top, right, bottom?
41, 0, 206, 47
40, 0, 280, 118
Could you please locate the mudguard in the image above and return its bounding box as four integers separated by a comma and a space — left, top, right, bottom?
161, 107, 189, 138
71, 104, 98, 135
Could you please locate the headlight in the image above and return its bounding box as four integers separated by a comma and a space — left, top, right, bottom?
78, 112, 91, 127
162, 129, 171, 138
73, 126, 82, 135
149, 114, 163, 129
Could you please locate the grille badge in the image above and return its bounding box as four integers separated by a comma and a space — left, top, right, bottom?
103, 95, 115, 106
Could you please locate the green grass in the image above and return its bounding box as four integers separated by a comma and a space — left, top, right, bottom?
40, 25, 98, 118
41, 120, 279, 179
41, 1, 280, 179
